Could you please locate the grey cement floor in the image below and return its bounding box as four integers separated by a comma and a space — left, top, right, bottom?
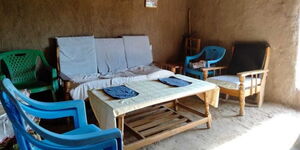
141, 96, 300, 150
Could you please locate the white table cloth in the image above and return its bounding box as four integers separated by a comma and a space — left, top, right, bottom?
88, 74, 220, 129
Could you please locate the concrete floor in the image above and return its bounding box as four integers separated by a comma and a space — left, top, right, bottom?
141, 96, 300, 150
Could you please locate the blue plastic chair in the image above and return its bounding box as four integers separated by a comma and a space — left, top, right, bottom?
0, 78, 122, 150
184, 46, 226, 79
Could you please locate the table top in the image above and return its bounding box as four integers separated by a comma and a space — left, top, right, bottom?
88, 74, 219, 117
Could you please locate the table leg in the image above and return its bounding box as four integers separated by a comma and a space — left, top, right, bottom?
173, 99, 178, 111
117, 115, 125, 135
204, 92, 212, 128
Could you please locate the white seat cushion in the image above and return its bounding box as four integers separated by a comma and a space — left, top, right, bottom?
70, 66, 174, 100
128, 65, 175, 80
56, 36, 98, 76
207, 75, 261, 90
123, 36, 153, 68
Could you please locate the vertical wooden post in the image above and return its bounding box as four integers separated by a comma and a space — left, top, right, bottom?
173, 99, 179, 111
204, 92, 211, 128
239, 76, 245, 116
203, 70, 208, 80
188, 8, 191, 36
117, 115, 125, 135
225, 94, 229, 100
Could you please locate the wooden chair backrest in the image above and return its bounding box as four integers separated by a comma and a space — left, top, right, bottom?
185, 38, 201, 56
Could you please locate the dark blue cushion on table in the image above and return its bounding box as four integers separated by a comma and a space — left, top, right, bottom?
103, 85, 139, 99
158, 76, 192, 87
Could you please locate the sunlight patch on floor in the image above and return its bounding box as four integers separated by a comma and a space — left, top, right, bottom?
212, 113, 300, 150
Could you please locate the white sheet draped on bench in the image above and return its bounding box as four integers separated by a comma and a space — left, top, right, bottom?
56, 35, 174, 100
70, 65, 175, 100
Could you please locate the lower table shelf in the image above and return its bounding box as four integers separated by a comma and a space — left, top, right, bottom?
123, 103, 211, 150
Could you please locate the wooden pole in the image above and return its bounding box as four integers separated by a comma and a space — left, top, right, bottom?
188, 8, 191, 36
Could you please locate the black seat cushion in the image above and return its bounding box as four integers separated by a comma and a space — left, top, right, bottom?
227, 42, 269, 75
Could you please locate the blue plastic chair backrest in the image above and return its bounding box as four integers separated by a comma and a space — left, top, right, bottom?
0, 78, 121, 150
203, 46, 226, 61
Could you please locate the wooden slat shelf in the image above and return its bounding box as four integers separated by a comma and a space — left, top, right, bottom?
124, 104, 210, 150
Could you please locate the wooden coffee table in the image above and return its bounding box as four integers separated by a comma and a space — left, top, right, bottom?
88, 75, 219, 150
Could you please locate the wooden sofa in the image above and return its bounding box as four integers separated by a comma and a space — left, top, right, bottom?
56, 36, 178, 100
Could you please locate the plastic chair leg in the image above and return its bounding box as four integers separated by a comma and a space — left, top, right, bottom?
51, 90, 57, 102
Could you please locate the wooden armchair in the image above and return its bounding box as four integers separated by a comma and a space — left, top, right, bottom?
202, 42, 270, 116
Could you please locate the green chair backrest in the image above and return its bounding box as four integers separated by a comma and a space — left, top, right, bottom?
0, 50, 49, 86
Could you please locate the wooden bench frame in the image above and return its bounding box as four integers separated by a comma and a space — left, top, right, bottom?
56, 48, 183, 100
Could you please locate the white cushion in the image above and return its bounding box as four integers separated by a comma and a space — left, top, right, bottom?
70, 78, 111, 100
129, 65, 175, 79
67, 73, 101, 83
207, 75, 261, 90
95, 38, 128, 74
69, 66, 174, 100
56, 36, 98, 76
123, 36, 153, 68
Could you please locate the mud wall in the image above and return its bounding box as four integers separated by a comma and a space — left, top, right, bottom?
0, 0, 188, 64
190, 0, 300, 108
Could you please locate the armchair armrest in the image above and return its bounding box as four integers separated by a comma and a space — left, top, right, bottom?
153, 62, 183, 74
20, 99, 88, 128
237, 69, 269, 96
201, 66, 228, 80
40, 127, 122, 147
237, 69, 269, 77
201, 66, 228, 72
184, 50, 205, 67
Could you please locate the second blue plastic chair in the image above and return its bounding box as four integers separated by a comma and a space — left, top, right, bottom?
0, 78, 122, 150
184, 46, 226, 79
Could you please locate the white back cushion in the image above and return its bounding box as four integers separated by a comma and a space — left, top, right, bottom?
95, 38, 128, 74
123, 36, 153, 68
57, 36, 98, 76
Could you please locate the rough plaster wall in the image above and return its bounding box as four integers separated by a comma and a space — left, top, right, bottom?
189, 0, 300, 108
0, 0, 188, 64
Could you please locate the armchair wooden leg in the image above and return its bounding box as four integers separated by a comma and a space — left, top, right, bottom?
256, 91, 264, 108
239, 96, 245, 116
239, 77, 245, 116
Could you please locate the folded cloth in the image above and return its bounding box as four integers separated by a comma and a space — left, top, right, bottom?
190, 60, 207, 69
103, 85, 139, 99
158, 76, 192, 87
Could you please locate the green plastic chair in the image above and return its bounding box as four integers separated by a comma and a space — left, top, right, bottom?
0, 49, 58, 101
